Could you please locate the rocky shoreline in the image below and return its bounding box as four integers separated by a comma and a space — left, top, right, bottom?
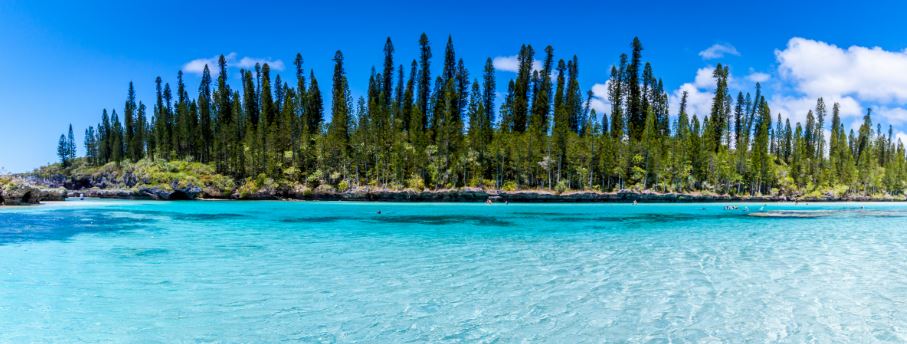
72, 186, 906, 203
7, 169, 906, 205
11, 160, 903, 205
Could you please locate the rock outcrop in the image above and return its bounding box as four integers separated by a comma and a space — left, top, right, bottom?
1, 183, 37, 205
38, 187, 68, 201
77, 185, 203, 201
139, 185, 202, 200
0, 182, 64, 205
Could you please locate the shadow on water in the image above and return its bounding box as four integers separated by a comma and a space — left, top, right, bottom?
0, 208, 157, 245
278, 214, 514, 227
368, 215, 514, 227
279, 216, 349, 224
108, 247, 171, 259
541, 212, 739, 224
126, 209, 246, 221
517, 207, 907, 224
748, 209, 907, 219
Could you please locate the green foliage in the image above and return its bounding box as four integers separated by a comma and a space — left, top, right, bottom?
554, 180, 569, 194
337, 179, 350, 192
64, 159, 234, 195
50, 35, 907, 199
406, 174, 425, 190
237, 174, 278, 199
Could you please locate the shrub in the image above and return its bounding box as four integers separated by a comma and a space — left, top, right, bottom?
501, 181, 518, 192
306, 170, 323, 187
555, 180, 569, 194
406, 175, 425, 190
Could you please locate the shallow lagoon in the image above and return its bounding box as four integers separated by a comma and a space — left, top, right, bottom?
1, 200, 906, 342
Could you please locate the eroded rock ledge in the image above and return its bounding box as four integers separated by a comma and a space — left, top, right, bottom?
0, 182, 66, 206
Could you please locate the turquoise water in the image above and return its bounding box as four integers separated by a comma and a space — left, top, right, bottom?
2, 200, 907, 342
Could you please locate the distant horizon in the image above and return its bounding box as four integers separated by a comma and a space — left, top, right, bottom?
5, 0, 907, 172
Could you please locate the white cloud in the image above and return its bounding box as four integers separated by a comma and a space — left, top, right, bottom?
668, 66, 731, 118
492, 55, 542, 73
747, 72, 770, 83
776, 37, 907, 103
236, 57, 285, 71
768, 94, 862, 126
691, 65, 745, 90
669, 83, 713, 118
699, 43, 740, 60
694, 67, 715, 89
848, 119, 863, 133
182, 52, 284, 75
768, 37, 907, 128
895, 131, 907, 145
589, 82, 611, 114
876, 106, 907, 126
183, 53, 234, 75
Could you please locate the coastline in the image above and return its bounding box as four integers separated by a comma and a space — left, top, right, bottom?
72, 186, 907, 203
8, 170, 907, 205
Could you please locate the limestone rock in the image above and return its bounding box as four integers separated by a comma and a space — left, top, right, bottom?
1, 182, 41, 205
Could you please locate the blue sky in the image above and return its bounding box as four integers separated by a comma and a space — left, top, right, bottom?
3, 0, 907, 172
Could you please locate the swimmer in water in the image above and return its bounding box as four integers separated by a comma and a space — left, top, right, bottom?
377, 210, 382, 215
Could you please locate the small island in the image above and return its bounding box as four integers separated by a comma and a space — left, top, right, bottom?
6, 36, 907, 205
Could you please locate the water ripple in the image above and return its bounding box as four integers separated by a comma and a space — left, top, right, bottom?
1, 202, 907, 342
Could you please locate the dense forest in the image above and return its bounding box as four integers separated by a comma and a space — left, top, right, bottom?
56, 35, 907, 197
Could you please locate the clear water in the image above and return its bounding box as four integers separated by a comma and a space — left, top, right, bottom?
2, 200, 907, 342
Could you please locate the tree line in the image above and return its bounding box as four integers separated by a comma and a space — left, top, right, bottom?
59, 35, 907, 196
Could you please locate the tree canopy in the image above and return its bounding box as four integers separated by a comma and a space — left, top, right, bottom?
66, 35, 907, 197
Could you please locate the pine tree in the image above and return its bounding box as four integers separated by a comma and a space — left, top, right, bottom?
84, 126, 98, 164
153, 77, 168, 159
135, 102, 146, 160
124, 82, 137, 161
708, 64, 729, 152
306, 71, 323, 134
110, 110, 124, 163
198, 65, 214, 162
63, 124, 74, 164
627, 38, 643, 140
383, 37, 395, 109
733, 92, 745, 147
530, 45, 554, 134
482, 58, 496, 130
552, 59, 569, 182
512, 44, 534, 133
172, 73, 190, 158
417, 33, 432, 131
327, 51, 352, 175
608, 54, 627, 139
750, 98, 772, 194
99, 109, 111, 163
58, 133, 69, 167
214, 54, 232, 172
565, 56, 582, 133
